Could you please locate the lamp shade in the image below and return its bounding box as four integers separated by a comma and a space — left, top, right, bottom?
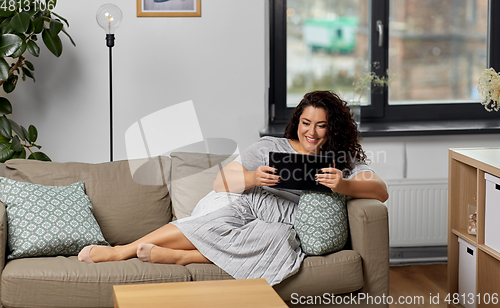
96, 4, 123, 35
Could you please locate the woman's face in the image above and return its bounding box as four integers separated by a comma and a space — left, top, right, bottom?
296, 106, 328, 154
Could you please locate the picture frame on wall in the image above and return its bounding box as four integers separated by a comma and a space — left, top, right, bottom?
137, 0, 201, 17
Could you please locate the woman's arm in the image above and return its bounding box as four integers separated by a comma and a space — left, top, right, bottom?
213, 161, 280, 193
315, 169, 389, 203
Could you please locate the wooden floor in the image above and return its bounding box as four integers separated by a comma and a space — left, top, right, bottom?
389, 264, 447, 307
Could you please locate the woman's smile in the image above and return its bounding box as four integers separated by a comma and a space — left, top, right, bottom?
305, 136, 319, 143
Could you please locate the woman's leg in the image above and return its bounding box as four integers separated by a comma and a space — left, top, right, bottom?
137, 244, 211, 265
81, 223, 200, 263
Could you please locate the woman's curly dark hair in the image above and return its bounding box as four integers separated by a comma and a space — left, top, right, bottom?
284, 90, 367, 173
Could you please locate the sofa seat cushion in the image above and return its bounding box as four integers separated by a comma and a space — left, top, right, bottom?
273, 250, 364, 302
4, 158, 171, 246
185, 263, 234, 281
1, 256, 191, 308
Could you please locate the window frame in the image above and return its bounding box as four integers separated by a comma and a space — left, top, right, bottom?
269, 0, 500, 126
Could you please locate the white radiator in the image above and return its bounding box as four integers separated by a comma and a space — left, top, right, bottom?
385, 179, 448, 247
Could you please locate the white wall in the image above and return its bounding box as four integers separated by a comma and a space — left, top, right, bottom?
10, 0, 267, 163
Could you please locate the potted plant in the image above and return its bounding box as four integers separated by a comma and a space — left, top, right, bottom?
350, 69, 394, 128
0, 0, 74, 162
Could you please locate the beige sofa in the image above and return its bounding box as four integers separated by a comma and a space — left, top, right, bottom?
0, 153, 389, 308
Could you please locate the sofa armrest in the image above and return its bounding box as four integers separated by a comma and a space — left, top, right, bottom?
347, 198, 389, 298
0, 202, 7, 271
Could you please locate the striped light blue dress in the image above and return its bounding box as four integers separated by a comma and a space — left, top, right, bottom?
171, 137, 373, 286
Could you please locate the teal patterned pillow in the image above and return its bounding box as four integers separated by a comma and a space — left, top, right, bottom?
0, 177, 109, 259
294, 191, 348, 256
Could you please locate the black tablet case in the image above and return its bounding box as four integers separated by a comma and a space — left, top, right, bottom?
268, 152, 335, 192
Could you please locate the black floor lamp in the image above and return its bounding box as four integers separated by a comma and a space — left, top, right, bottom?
96, 4, 123, 162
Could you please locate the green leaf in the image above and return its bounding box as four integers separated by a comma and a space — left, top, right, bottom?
0, 18, 12, 35
11, 135, 22, 151
0, 142, 14, 163
28, 124, 37, 142
0, 116, 11, 139
8, 118, 24, 140
32, 14, 43, 34
0, 133, 8, 143
11, 147, 26, 159
27, 39, 39, 57
10, 11, 31, 33
26, 18, 33, 34
21, 125, 28, 141
42, 29, 62, 57
49, 19, 63, 36
22, 66, 34, 81
0, 57, 9, 81
22, 7, 37, 18
10, 38, 26, 58
24, 59, 34, 70
0, 33, 23, 57
61, 28, 75, 46
28, 151, 50, 161
0, 5, 15, 18
51, 12, 68, 27
0, 97, 12, 115
2, 74, 17, 93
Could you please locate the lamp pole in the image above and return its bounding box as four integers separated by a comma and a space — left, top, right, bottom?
108, 36, 114, 162
96, 4, 122, 162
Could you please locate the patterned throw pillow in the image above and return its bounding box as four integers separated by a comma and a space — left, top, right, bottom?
294, 191, 348, 256
0, 177, 109, 259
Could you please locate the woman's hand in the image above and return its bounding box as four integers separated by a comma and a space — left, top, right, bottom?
253, 166, 280, 187
315, 167, 344, 192
316, 169, 389, 202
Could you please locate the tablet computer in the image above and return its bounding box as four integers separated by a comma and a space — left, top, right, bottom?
268, 151, 335, 192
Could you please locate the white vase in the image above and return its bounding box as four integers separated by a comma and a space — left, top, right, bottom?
348, 100, 361, 129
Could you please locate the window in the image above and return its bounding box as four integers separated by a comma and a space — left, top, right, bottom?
269, 0, 500, 126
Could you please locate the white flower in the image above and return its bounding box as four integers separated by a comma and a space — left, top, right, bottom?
477, 67, 500, 112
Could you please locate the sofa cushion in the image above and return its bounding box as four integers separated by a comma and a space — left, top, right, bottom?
273, 250, 364, 301
169, 152, 237, 220
0, 256, 191, 308
294, 191, 348, 256
4, 157, 171, 246
0, 178, 108, 259
185, 263, 234, 281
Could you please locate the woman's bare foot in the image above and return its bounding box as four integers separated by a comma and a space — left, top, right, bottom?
137, 243, 185, 265
78, 245, 131, 263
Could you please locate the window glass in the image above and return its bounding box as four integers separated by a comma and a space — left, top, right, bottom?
286, 0, 370, 108
388, 0, 488, 105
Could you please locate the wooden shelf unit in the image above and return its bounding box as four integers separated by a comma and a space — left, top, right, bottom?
448, 148, 500, 308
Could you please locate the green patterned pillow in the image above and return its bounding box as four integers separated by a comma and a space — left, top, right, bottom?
0, 177, 109, 259
294, 191, 348, 256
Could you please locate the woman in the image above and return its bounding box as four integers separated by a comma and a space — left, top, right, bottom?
78, 90, 388, 286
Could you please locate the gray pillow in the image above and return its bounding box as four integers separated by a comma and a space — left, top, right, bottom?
170, 152, 237, 220
294, 191, 348, 255
0, 177, 109, 259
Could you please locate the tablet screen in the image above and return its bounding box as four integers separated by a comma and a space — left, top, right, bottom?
268, 152, 335, 192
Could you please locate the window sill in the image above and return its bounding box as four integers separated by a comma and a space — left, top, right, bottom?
260, 119, 500, 138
